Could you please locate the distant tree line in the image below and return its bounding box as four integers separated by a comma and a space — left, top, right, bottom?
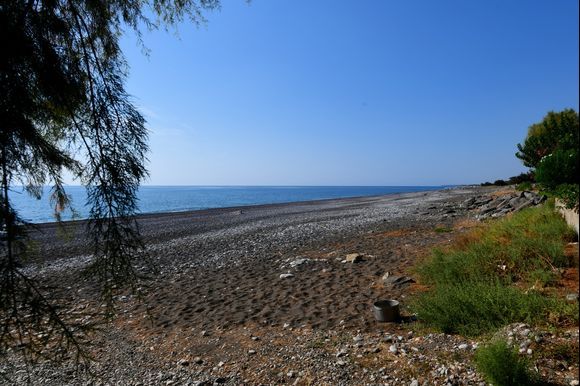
480, 172, 535, 187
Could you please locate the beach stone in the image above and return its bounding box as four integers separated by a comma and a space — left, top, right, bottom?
383, 273, 415, 288
566, 293, 578, 302
336, 349, 348, 357
279, 273, 294, 279
346, 253, 363, 263
410, 380, 419, 386
248, 349, 256, 355
570, 380, 579, 386
389, 345, 398, 354
193, 357, 203, 365
289, 258, 309, 268
458, 344, 468, 350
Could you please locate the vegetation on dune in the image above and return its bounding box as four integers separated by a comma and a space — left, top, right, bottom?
412, 203, 578, 336
474, 340, 537, 386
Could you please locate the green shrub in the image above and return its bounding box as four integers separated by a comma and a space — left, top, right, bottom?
411, 204, 579, 336
515, 181, 532, 191
475, 340, 536, 386
551, 183, 579, 211
416, 205, 572, 287
411, 281, 576, 336
535, 149, 578, 189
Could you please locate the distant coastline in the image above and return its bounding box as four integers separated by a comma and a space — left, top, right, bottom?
11, 185, 454, 224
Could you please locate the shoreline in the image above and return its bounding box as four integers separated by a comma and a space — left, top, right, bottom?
24, 185, 458, 227
10, 185, 551, 385
26, 186, 480, 265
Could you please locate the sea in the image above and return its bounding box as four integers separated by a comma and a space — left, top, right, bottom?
10, 185, 448, 223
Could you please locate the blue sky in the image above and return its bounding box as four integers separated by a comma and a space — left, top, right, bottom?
120, 0, 579, 186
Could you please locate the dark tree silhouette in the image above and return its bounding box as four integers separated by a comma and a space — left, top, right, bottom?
1, 0, 219, 368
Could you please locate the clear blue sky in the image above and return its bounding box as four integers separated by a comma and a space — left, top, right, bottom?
120, 0, 579, 186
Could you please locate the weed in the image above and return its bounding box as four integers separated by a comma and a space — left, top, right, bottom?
474, 340, 536, 386
411, 204, 579, 336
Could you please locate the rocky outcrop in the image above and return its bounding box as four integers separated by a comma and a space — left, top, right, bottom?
461, 191, 547, 220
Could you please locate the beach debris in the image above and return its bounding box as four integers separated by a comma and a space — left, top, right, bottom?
345, 253, 363, 263
382, 272, 415, 288
566, 293, 579, 302
289, 257, 310, 268
279, 273, 294, 279
464, 191, 546, 220
336, 349, 348, 357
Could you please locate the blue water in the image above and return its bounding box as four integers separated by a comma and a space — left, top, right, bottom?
10, 185, 447, 223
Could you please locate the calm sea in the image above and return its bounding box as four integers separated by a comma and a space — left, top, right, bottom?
10, 186, 447, 223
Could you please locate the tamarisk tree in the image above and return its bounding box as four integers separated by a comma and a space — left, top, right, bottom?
1, 0, 219, 366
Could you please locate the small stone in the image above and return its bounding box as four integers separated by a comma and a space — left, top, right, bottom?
251, 336, 260, 341
520, 328, 531, 337
389, 345, 398, 354
201, 330, 208, 337
336, 349, 348, 357
345, 253, 363, 263
194, 357, 203, 364
178, 359, 189, 366
280, 273, 294, 279
566, 293, 579, 302
353, 335, 363, 343
458, 344, 469, 350
217, 361, 225, 367
372, 347, 381, 353
526, 348, 532, 355
248, 350, 256, 355
287, 371, 295, 378
570, 380, 579, 386
337, 360, 347, 366
410, 380, 419, 386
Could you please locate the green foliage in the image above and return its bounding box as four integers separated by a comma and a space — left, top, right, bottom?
411, 204, 579, 336
508, 172, 535, 185
412, 281, 575, 336
516, 109, 579, 169
555, 184, 579, 211
1, 0, 219, 369
474, 340, 536, 386
416, 205, 573, 286
516, 182, 533, 191
535, 149, 579, 189
481, 172, 535, 187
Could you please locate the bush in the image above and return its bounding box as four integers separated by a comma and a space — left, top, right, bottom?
516, 109, 579, 168
535, 149, 578, 189
411, 281, 573, 336
551, 183, 579, 211
515, 181, 532, 191
416, 204, 574, 286
411, 204, 579, 336
475, 340, 536, 386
